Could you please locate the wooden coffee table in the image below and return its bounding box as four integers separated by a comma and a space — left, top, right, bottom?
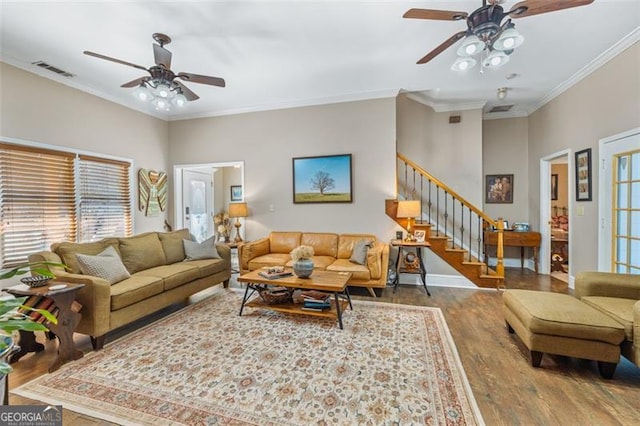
237, 269, 353, 329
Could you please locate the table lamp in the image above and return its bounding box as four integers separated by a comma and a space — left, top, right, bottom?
397, 200, 420, 241
228, 202, 248, 243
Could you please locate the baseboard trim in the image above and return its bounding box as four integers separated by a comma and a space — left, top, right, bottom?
394, 273, 491, 290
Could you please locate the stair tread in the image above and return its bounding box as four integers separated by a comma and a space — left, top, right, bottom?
479, 274, 503, 280
462, 261, 485, 266
445, 248, 466, 253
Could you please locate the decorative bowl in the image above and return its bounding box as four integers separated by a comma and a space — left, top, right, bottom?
20, 275, 52, 288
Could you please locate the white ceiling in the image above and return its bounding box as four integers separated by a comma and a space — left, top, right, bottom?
1, 1, 638, 121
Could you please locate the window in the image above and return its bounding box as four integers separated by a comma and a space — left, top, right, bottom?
0, 142, 132, 268
612, 149, 640, 274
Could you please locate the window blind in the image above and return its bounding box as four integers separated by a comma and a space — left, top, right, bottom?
0, 144, 77, 268
78, 155, 132, 242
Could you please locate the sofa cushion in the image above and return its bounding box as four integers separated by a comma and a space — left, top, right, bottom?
185, 258, 229, 278
183, 237, 221, 260
301, 233, 339, 257
269, 232, 302, 254
119, 233, 167, 274
110, 275, 164, 310
582, 296, 636, 341
52, 239, 120, 274
159, 229, 191, 264
286, 255, 335, 270
337, 234, 377, 259
249, 253, 291, 270
350, 239, 374, 265
326, 259, 371, 281
76, 246, 131, 285
136, 263, 201, 291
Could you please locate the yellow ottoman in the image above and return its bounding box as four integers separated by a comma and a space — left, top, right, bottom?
503, 289, 625, 379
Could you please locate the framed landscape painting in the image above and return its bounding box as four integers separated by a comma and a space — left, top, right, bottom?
292, 154, 352, 204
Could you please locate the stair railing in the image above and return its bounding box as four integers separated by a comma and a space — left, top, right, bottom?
397, 153, 504, 278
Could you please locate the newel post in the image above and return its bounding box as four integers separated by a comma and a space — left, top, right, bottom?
496, 218, 505, 277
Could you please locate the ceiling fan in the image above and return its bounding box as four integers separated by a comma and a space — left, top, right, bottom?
404, 0, 595, 70
84, 33, 225, 110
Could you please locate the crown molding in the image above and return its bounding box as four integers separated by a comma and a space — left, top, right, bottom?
405, 92, 486, 113
527, 27, 640, 115
169, 88, 401, 121
482, 109, 530, 120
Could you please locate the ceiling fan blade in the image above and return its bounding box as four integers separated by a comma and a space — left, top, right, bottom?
403, 8, 468, 21
120, 77, 149, 88
508, 0, 594, 18
177, 72, 226, 88
417, 31, 467, 65
153, 43, 172, 69
174, 81, 199, 101
83, 51, 148, 71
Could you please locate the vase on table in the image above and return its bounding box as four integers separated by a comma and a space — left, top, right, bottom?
293, 258, 314, 278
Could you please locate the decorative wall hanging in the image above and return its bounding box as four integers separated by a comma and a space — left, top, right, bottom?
485, 174, 513, 204
230, 185, 243, 201
292, 154, 352, 204
575, 148, 592, 201
138, 169, 167, 216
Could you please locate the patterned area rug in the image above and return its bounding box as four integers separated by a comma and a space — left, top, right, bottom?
14, 289, 483, 425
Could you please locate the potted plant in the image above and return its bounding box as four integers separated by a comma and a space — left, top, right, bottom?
290, 245, 315, 278
1, 261, 63, 404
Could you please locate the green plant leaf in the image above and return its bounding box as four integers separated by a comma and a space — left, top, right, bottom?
0, 261, 67, 280
0, 297, 28, 317
0, 319, 49, 332
0, 362, 12, 375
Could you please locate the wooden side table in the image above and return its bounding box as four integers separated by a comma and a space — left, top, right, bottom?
484, 231, 541, 273
390, 239, 431, 296
7, 281, 84, 372
221, 241, 247, 274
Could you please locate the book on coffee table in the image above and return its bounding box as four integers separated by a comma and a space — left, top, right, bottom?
258, 270, 293, 279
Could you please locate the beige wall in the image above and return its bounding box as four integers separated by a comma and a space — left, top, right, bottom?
396, 95, 484, 205
0, 63, 170, 233
551, 163, 569, 211
528, 42, 640, 275
483, 117, 529, 223
169, 98, 398, 242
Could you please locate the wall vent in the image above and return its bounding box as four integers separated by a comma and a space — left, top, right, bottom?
32, 61, 75, 78
488, 105, 513, 113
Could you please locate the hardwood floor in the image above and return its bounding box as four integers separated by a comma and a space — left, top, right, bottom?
7, 268, 640, 425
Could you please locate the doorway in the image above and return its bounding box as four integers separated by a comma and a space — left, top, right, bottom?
598, 128, 640, 273
540, 150, 571, 280
173, 161, 245, 241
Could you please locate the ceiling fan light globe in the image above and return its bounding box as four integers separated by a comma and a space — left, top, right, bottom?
456, 35, 484, 57
451, 57, 477, 72
172, 93, 187, 108
483, 50, 509, 68
154, 83, 174, 99
152, 97, 170, 111
132, 85, 153, 102
494, 27, 524, 51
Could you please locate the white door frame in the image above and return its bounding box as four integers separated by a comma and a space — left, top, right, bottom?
540, 149, 572, 280
173, 161, 244, 231
598, 127, 640, 271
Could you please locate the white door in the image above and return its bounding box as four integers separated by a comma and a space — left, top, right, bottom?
182, 170, 213, 242
599, 128, 640, 273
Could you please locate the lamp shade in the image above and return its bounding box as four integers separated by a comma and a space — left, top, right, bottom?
228, 202, 248, 218
397, 200, 420, 218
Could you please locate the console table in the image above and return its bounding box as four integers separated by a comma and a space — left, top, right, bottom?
484, 231, 541, 273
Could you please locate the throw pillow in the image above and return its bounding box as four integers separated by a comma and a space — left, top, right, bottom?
76, 246, 131, 285
183, 237, 221, 261
350, 239, 374, 265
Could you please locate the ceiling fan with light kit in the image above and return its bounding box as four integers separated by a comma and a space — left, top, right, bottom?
84, 33, 226, 111
404, 0, 595, 71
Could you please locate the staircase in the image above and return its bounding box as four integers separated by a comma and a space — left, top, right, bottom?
387, 153, 505, 289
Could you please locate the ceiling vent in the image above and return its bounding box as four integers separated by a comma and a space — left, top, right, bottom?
488, 105, 513, 113
32, 61, 74, 78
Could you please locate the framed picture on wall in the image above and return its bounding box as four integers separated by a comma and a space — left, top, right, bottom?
230, 185, 243, 201
551, 174, 558, 201
485, 174, 513, 204
575, 148, 592, 201
292, 154, 353, 204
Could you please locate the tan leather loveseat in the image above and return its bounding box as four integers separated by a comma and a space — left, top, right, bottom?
575, 271, 640, 368
238, 232, 389, 296
29, 229, 231, 349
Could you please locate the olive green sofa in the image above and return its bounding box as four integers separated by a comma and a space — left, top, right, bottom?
29, 229, 231, 349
